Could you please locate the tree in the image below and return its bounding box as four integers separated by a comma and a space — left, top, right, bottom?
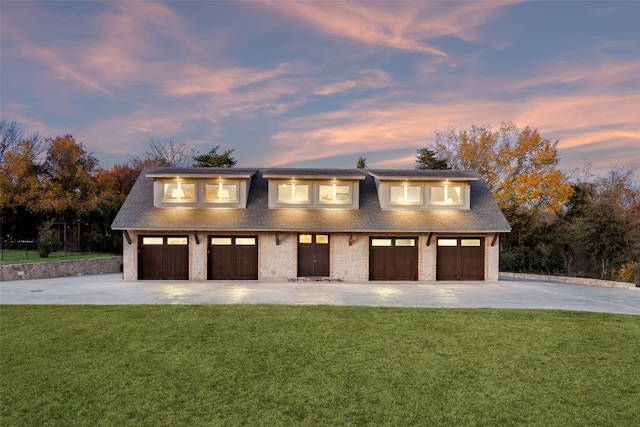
415, 147, 449, 170
434, 122, 573, 245
575, 202, 629, 280
138, 136, 193, 167
356, 157, 368, 169
42, 135, 100, 219
193, 145, 236, 168
0, 120, 44, 165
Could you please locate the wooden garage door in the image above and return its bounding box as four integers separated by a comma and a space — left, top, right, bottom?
369, 237, 418, 281
436, 237, 484, 280
208, 236, 258, 280
138, 236, 189, 280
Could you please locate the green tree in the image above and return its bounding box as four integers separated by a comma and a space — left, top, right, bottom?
356, 157, 368, 169
193, 145, 236, 168
415, 147, 449, 170
575, 202, 628, 280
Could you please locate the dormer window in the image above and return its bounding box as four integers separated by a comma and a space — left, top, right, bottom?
263, 169, 365, 209
205, 181, 239, 203
318, 183, 351, 204
277, 183, 310, 203
148, 168, 256, 209
389, 184, 422, 205
369, 170, 476, 210
163, 182, 196, 202
430, 184, 463, 205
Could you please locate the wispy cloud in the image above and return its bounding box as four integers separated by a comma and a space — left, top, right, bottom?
264, 1, 521, 57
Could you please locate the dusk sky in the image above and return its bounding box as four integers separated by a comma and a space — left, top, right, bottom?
1, 1, 639, 179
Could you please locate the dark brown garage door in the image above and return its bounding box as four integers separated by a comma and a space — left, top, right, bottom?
298, 234, 330, 277
436, 237, 485, 280
138, 236, 189, 280
208, 236, 258, 280
369, 237, 418, 281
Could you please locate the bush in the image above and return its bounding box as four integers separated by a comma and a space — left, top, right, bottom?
38, 241, 55, 258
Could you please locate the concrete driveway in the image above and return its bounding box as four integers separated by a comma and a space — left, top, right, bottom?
1, 274, 639, 315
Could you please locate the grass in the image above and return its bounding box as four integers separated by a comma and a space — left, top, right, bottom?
1, 306, 639, 426
0, 249, 114, 265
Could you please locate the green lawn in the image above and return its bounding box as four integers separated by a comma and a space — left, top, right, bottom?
0, 249, 114, 265
1, 306, 638, 426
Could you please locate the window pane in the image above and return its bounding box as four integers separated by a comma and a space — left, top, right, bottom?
335, 185, 350, 201
431, 186, 445, 203
461, 239, 481, 247
316, 235, 329, 244
390, 184, 421, 203
164, 183, 180, 199
236, 237, 256, 246
293, 184, 309, 202
390, 186, 405, 203
205, 183, 238, 202
371, 239, 392, 247
318, 184, 351, 203
142, 237, 163, 245
299, 234, 312, 244
163, 182, 195, 201
211, 237, 232, 245
277, 184, 293, 202
167, 237, 188, 245
395, 239, 415, 247
448, 186, 461, 203
278, 183, 310, 203
438, 239, 458, 247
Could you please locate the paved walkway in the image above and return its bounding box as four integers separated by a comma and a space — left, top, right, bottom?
1, 274, 639, 315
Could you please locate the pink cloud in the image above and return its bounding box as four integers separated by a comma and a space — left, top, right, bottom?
264, 1, 521, 57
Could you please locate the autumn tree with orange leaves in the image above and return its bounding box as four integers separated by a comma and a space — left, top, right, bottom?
432, 122, 574, 245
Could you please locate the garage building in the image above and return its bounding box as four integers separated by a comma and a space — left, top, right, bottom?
112, 167, 510, 281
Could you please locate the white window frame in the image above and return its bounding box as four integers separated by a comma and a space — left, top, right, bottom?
389, 183, 423, 206
203, 180, 240, 204
162, 181, 197, 204
428, 183, 465, 207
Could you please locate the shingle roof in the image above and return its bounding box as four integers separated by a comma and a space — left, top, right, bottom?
369, 169, 479, 181
111, 167, 511, 233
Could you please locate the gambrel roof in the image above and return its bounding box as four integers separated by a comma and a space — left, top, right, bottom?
111, 167, 511, 233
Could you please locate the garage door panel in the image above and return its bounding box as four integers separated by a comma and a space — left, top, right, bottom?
369, 245, 395, 280
166, 244, 189, 280
139, 236, 189, 280
369, 237, 417, 281
395, 245, 418, 280
437, 237, 484, 281
235, 244, 258, 280
208, 236, 258, 280
139, 244, 165, 280
460, 244, 484, 280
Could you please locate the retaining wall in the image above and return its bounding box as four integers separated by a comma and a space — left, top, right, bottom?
500, 272, 635, 289
0, 256, 123, 281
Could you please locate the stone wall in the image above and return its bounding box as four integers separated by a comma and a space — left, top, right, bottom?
500, 272, 634, 289
0, 256, 123, 281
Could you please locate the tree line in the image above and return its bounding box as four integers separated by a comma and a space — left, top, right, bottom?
2, 119, 638, 282
0, 121, 235, 255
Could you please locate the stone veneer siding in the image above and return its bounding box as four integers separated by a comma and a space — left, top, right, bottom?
1, 256, 123, 281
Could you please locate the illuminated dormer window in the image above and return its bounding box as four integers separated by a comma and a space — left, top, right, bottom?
389, 184, 422, 205
430, 184, 463, 205
204, 181, 239, 203
318, 183, 351, 204
163, 182, 196, 202
277, 183, 310, 203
